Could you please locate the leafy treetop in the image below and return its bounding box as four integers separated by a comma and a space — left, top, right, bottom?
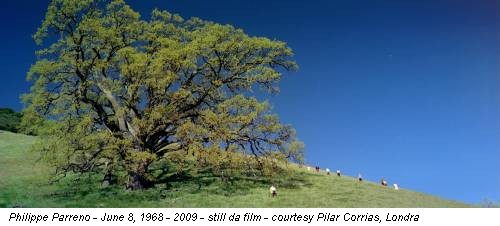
22, 0, 304, 189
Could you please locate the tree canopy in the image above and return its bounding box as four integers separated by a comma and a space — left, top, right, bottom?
0, 108, 22, 133
22, 0, 304, 189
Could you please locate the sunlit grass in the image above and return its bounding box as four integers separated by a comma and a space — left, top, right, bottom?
0, 131, 469, 207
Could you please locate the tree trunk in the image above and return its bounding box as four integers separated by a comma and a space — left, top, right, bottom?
127, 171, 153, 190
101, 170, 116, 188
125, 144, 153, 190
127, 159, 153, 190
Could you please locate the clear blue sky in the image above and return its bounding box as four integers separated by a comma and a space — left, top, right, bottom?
1, 0, 499, 205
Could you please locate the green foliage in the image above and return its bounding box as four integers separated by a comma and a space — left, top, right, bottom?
0, 108, 22, 133
24, 0, 304, 189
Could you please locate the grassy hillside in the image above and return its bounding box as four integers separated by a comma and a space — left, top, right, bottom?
0, 131, 469, 207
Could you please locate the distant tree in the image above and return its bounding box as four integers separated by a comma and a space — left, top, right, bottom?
22, 0, 304, 189
0, 108, 22, 133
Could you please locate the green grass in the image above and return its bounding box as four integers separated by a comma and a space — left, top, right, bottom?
0, 130, 470, 207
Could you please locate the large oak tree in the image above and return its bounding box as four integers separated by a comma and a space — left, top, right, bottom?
22, 0, 304, 189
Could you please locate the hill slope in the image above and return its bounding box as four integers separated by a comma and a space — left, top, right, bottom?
0, 131, 469, 207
